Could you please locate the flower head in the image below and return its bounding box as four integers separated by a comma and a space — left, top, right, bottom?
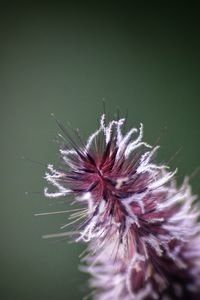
44, 115, 200, 299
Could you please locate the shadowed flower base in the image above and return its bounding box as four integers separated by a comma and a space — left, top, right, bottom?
44, 115, 200, 299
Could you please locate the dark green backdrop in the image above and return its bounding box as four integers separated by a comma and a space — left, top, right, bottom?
1, 2, 200, 300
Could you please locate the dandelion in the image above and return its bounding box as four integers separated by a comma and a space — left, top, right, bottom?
44, 114, 200, 299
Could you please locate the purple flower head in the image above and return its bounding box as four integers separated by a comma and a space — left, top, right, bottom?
44, 115, 200, 299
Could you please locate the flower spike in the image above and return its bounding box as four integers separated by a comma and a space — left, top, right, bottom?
44, 115, 200, 299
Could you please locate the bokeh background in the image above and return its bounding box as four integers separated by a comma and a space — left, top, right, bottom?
1, 2, 200, 300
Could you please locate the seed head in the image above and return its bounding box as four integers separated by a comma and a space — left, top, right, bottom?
44, 115, 200, 299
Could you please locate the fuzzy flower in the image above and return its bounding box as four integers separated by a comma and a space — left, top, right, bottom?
44, 115, 200, 299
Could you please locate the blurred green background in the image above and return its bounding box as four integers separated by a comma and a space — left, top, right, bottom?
1, 2, 200, 300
